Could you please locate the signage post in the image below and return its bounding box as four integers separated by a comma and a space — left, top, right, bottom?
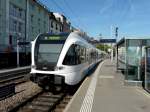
17, 39, 19, 67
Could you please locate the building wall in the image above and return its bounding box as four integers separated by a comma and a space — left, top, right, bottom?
63, 21, 70, 33
28, 0, 49, 41
9, 0, 27, 52
0, 0, 7, 51
0, 0, 50, 53
53, 13, 71, 33
0, 0, 27, 52
49, 19, 62, 33
49, 14, 62, 34
0, 0, 71, 53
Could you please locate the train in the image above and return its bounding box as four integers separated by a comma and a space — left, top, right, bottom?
30, 31, 105, 91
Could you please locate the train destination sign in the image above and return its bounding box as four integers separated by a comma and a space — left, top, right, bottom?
44, 36, 62, 40
41, 35, 67, 41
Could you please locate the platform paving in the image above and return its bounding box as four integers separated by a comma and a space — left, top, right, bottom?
65, 59, 150, 112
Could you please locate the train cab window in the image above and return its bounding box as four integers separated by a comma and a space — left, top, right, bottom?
63, 44, 86, 65
63, 44, 77, 65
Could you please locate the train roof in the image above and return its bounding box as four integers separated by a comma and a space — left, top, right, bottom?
46, 32, 70, 36
35, 31, 100, 50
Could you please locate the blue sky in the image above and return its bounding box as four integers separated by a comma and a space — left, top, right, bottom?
40, 0, 150, 40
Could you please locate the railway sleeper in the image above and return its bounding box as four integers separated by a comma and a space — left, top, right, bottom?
35, 97, 58, 102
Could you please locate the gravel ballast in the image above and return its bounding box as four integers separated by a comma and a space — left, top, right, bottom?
0, 81, 42, 112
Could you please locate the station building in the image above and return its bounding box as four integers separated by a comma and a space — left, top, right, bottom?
0, 0, 71, 67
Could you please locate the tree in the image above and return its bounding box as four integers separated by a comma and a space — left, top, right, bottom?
96, 44, 111, 52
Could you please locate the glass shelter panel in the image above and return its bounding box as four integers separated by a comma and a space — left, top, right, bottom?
126, 39, 142, 80
117, 43, 126, 70
145, 47, 150, 92
117, 39, 150, 82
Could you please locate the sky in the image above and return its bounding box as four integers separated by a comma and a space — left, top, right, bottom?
40, 0, 150, 40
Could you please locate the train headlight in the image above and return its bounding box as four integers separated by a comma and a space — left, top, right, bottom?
31, 65, 36, 69
55, 66, 64, 70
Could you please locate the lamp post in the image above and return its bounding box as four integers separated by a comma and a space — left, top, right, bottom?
16, 33, 21, 67
17, 39, 19, 67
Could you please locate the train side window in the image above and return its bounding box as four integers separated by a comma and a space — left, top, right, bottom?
75, 45, 87, 64
79, 46, 86, 63
63, 44, 77, 65
63, 44, 87, 65
75, 45, 81, 64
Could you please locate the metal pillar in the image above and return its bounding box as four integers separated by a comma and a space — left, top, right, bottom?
17, 39, 19, 67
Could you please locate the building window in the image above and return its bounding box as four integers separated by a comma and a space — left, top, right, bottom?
9, 3, 25, 20
13, 20, 17, 32
44, 21, 46, 32
38, 18, 40, 26
60, 26, 62, 32
9, 4, 13, 16
56, 24, 58, 30
12, 35, 17, 45
0, 1, 1, 9
19, 8, 22, 18
13, 5, 17, 17
31, 14, 34, 22
9, 35, 12, 45
60, 27, 62, 32
51, 21, 53, 28
30, 3, 35, 10
18, 8, 24, 19
38, 7, 41, 13
31, 26, 34, 33
0, 15, 2, 30
18, 22, 22, 33
9, 19, 13, 31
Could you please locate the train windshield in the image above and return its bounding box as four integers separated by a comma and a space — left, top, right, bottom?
38, 44, 63, 63
35, 33, 69, 70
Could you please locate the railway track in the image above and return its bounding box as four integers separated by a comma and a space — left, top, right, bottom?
0, 67, 31, 100
53, 95, 72, 112
8, 91, 67, 112
7, 84, 80, 112
0, 67, 30, 85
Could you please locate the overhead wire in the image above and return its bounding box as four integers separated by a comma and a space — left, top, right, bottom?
62, 0, 87, 31
51, 0, 80, 28
51, 0, 88, 32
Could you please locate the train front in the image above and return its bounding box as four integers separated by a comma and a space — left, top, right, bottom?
30, 33, 69, 90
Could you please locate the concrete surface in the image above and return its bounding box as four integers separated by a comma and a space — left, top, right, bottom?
65, 59, 150, 112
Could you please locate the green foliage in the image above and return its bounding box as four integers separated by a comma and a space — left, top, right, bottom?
96, 44, 111, 52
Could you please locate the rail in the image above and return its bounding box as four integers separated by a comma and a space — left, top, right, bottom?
0, 66, 30, 84
8, 91, 66, 112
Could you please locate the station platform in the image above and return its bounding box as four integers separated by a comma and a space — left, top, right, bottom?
65, 59, 150, 112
